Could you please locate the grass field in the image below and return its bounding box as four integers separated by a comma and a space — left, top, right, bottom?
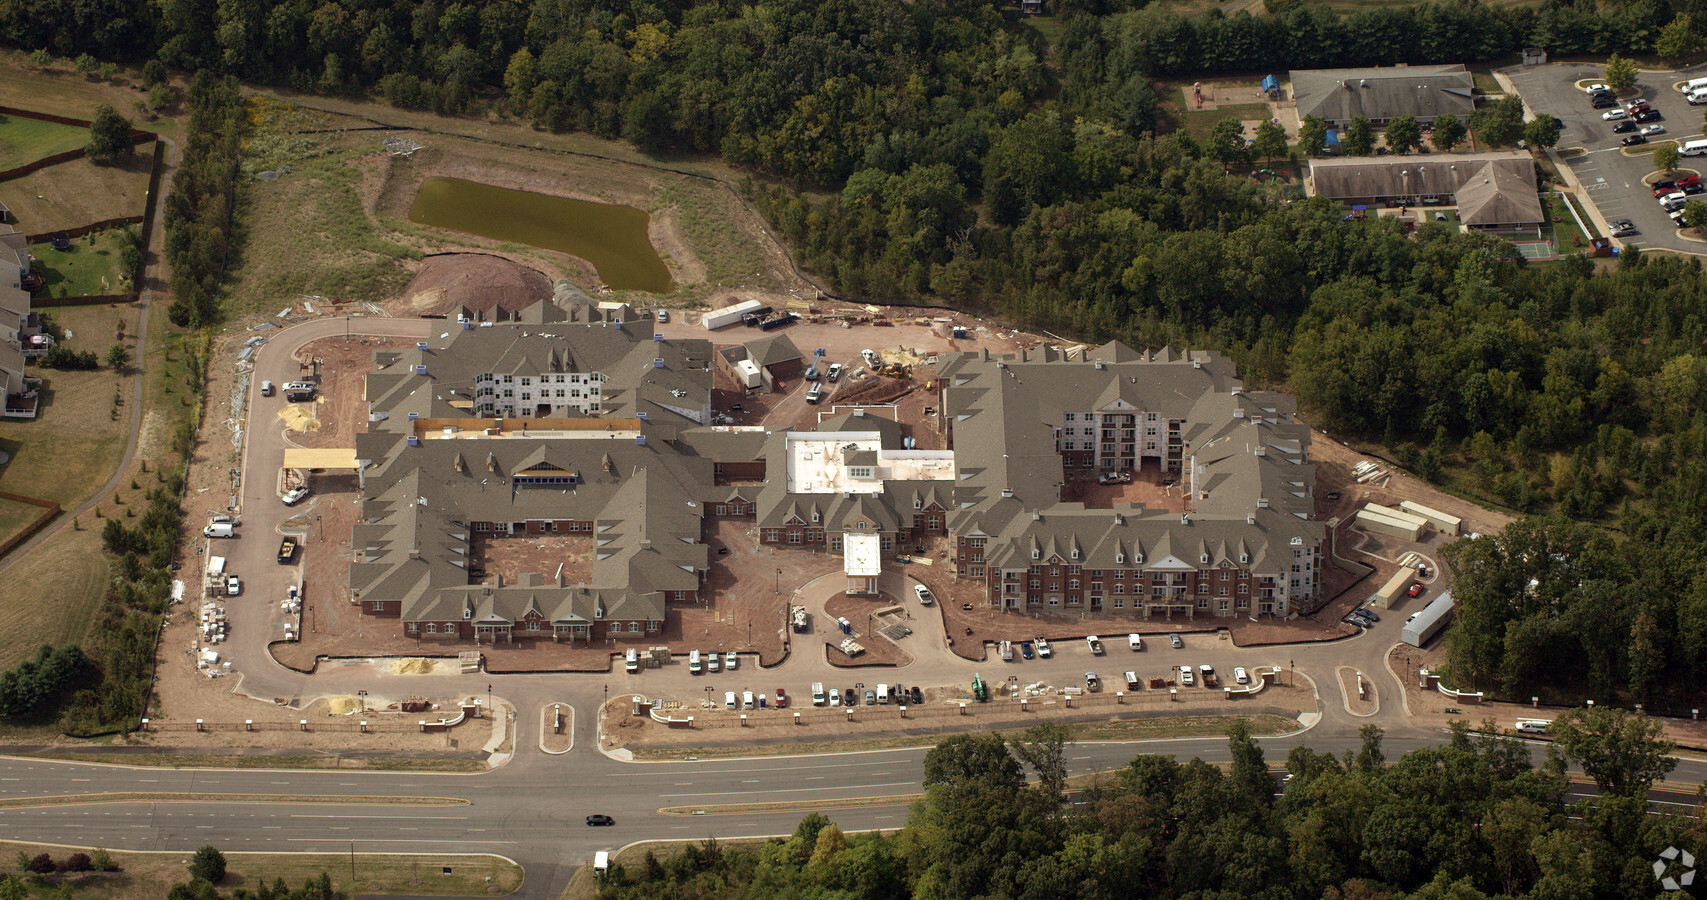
0, 841, 521, 899
1175, 104, 1272, 141
29, 228, 136, 298
0, 112, 88, 171
0, 153, 152, 234
0, 526, 107, 670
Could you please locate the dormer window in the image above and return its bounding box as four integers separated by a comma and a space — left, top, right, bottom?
1200, 554, 1209, 563
1032, 547, 1041, 559
811, 510, 820, 523
1116, 553, 1125, 564
1071, 547, 1080, 559
914, 498, 923, 509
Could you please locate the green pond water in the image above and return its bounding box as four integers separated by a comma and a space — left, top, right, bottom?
408, 176, 674, 294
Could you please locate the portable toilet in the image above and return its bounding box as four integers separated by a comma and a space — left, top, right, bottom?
838, 616, 851, 634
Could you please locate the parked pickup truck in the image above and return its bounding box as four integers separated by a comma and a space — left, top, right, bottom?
1035, 637, 1052, 658
278, 536, 297, 564
1086, 635, 1104, 655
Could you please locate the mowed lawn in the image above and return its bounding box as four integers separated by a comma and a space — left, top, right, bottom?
0, 112, 88, 171
30, 228, 136, 298
0, 153, 152, 234
0, 525, 106, 669
0, 842, 522, 900
0, 303, 132, 509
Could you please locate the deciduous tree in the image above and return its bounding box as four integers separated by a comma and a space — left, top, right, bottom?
85, 104, 133, 164
1251, 119, 1288, 162
1604, 54, 1638, 91
1551, 706, 1676, 797
1297, 114, 1327, 157
1343, 116, 1374, 156
1385, 114, 1423, 154
1433, 113, 1467, 152
1655, 144, 1682, 173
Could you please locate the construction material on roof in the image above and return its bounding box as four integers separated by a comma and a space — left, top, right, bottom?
282, 448, 359, 469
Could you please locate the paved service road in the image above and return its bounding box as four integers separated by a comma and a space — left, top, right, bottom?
1505, 61, 1707, 253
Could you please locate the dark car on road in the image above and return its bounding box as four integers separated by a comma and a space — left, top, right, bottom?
587, 814, 615, 826
844, 688, 857, 706
1622, 134, 1648, 146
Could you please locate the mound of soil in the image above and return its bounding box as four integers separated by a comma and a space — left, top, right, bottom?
395, 253, 551, 318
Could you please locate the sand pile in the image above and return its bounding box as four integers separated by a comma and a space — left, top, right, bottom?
277, 405, 320, 432
392, 657, 436, 675
327, 695, 365, 715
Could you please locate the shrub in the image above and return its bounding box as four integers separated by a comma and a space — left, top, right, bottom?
189, 846, 225, 883
29, 853, 55, 873
61, 852, 91, 872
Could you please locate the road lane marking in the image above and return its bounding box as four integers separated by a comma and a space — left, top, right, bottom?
287, 839, 516, 844
289, 814, 467, 819
660, 781, 915, 799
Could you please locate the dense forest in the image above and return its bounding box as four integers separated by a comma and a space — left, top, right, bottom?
598, 716, 1688, 900
6, 0, 1707, 708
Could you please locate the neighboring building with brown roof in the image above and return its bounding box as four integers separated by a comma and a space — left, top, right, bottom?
1307, 151, 1543, 229
1291, 65, 1474, 127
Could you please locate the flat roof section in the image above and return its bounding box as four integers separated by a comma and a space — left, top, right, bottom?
843, 532, 882, 577
783, 431, 955, 495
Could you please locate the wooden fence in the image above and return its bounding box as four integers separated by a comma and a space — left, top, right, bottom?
0, 490, 61, 561
0, 104, 158, 182
25, 215, 143, 243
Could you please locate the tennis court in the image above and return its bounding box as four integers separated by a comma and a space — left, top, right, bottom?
1511, 240, 1558, 260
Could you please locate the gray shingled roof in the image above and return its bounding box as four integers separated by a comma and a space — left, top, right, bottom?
1291, 65, 1473, 123
1308, 151, 1540, 226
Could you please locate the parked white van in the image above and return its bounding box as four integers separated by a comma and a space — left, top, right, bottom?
689, 650, 703, 674
625, 648, 639, 674
876, 683, 890, 704
203, 523, 235, 538
1515, 718, 1551, 734
1689, 88, 1707, 105
1128, 633, 1143, 651
1682, 139, 1707, 156
724, 691, 737, 709
812, 682, 826, 705
1681, 76, 1707, 93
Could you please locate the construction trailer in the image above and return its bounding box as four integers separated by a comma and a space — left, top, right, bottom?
1401, 592, 1455, 647
1369, 567, 1414, 609
1355, 505, 1429, 541
702, 299, 765, 330
1399, 500, 1462, 536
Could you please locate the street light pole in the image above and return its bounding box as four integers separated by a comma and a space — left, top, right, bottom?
774, 568, 781, 593
487, 683, 492, 718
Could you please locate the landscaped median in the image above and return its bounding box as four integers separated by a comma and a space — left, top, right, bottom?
0, 791, 468, 810
621, 711, 1303, 761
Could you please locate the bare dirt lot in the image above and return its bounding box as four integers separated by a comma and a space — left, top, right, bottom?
0, 152, 152, 234
472, 533, 594, 586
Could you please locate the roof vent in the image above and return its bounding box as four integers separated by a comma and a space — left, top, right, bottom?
1180, 514, 1190, 525
1192, 360, 1201, 369
1001, 488, 1014, 498
654, 358, 665, 368
407, 435, 420, 447
1032, 511, 1042, 521
416, 341, 428, 350
636, 435, 647, 446
1257, 496, 1269, 508
654, 333, 664, 342
1114, 513, 1125, 526
1247, 513, 1256, 525
1095, 361, 1105, 370
407, 412, 419, 420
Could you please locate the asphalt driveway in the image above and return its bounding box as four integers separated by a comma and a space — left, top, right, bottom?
1505, 61, 1707, 253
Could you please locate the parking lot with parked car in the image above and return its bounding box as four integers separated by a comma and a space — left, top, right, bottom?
1504, 61, 1707, 253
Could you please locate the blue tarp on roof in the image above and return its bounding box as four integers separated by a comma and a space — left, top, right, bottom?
1261, 74, 1279, 92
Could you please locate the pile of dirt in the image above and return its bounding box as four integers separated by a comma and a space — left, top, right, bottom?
327, 696, 366, 715
392, 657, 436, 675
277, 405, 320, 432
396, 254, 551, 318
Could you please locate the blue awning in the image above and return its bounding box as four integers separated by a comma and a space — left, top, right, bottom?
1261, 74, 1278, 92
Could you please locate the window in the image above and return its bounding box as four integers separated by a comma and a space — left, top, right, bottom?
1065, 413, 1075, 421
1218, 586, 1229, 595
629, 622, 641, 632
425, 623, 438, 633
526, 620, 541, 631
1113, 583, 1125, 594
1220, 570, 1230, 581
715, 505, 728, 516
407, 622, 418, 634
789, 532, 802, 544
1048, 582, 1059, 591
1218, 600, 1230, 611
1113, 597, 1124, 608
371, 601, 386, 611
1197, 597, 1209, 608
1030, 579, 1041, 589
1068, 579, 1080, 589
647, 621, 660, 632
1048, 596, 1060, 606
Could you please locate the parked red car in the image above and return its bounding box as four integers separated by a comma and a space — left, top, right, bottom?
1407, 582, 1426, 598
774, 688, 788, 709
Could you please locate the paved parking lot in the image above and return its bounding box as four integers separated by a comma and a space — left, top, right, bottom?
1505, 61, 1707, 252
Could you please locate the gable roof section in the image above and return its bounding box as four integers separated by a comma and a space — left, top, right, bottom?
1290, 65, 1474, 123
